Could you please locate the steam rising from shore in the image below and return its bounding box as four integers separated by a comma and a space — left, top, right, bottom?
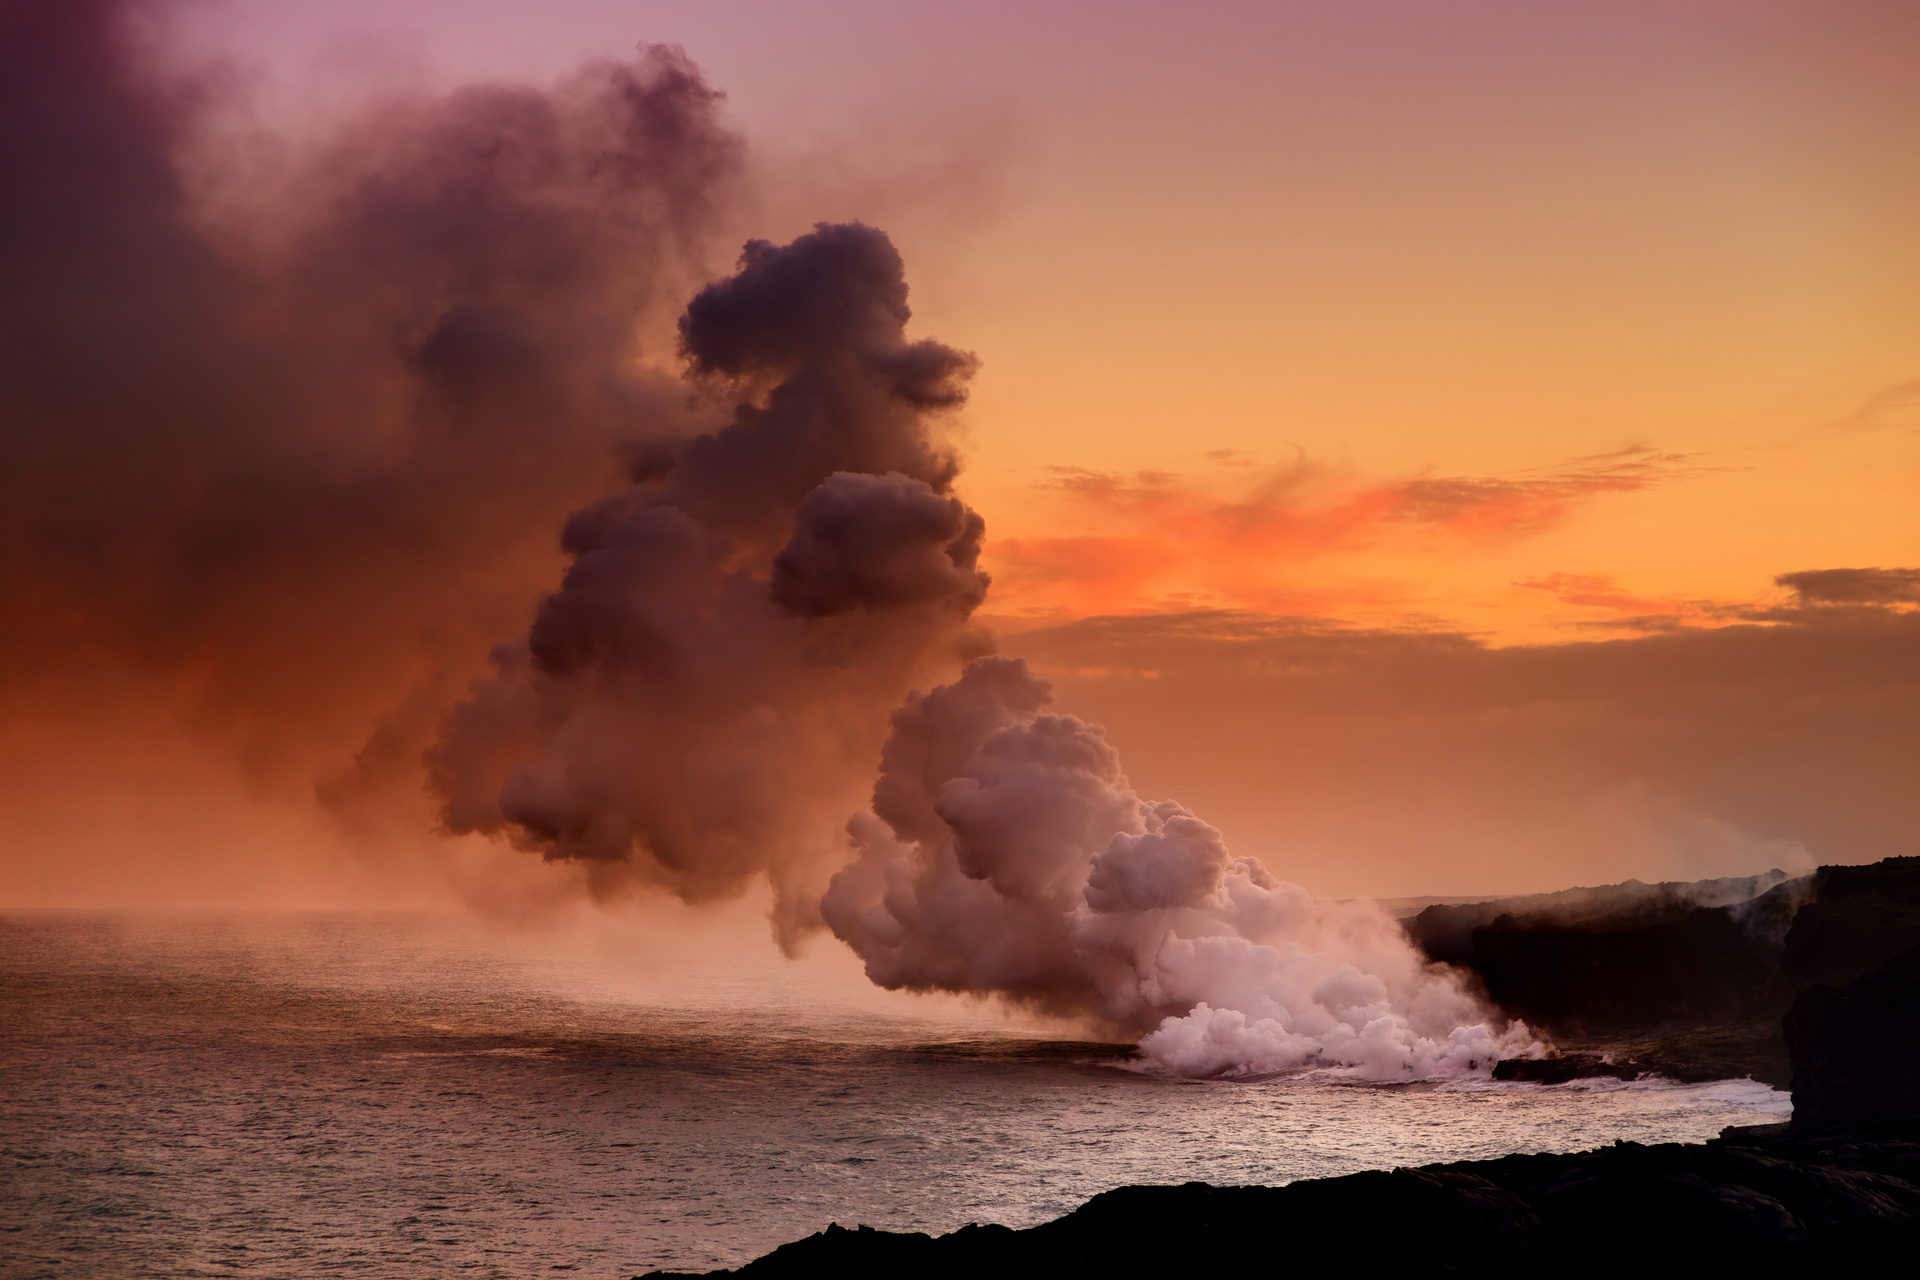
823, 656, 1535, 1076
431, 224, 1533, 1074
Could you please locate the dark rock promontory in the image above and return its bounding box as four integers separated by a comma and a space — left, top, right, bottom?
647, 1121, 1920, 1278
1786, 941, 1920, 1131
1406, 856, 1920, 1086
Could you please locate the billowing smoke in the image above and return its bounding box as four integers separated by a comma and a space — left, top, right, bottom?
0, 0, 740, 842
418, 215, 1527, 1075
822, 657, 1536, 1077
428, 223, 990, 942
6, 2, 1532, 1073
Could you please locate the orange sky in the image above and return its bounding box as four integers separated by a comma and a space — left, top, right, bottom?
2, 0, 1916, 909
167, 0, 1919, 640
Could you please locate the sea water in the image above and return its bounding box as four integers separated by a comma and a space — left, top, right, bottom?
0, 911, 1789, 1279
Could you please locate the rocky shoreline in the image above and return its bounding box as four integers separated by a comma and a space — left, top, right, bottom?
643, 856, 1920, 1278
647, 1120, 1920, 1277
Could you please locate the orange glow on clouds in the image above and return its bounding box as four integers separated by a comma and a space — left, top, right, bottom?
982, 446, 1714, 629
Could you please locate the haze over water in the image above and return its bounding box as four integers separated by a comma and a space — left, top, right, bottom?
3, 912, 1787, 1278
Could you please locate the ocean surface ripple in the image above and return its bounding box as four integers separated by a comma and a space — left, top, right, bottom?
1, 912, 1789, 1278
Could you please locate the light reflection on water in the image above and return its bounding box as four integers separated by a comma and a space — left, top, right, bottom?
1, 913, 1789, 1278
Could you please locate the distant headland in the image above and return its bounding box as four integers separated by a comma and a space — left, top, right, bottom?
647, 856, 1920, 1277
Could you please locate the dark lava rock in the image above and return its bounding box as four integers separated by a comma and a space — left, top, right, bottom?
1411, 857, 1920, 1086
1495, 1022, 1798, 1087
1786, 941, 1920, 1131
1492, 1052, 1644, 1083
647, 1122, 1920, 1278
1466, 901, 1785, 1033
1406, 872, 1808, 1044
1406, 869, 1799, 965
1778, 857, 1920, 992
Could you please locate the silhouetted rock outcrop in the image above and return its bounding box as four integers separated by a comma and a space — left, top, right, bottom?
1777, 858, 1920, 992
1405, 869, 1807, 1038
1491, 1052, 1642, 1084
648, 1122, 1920, 1278
1406, 869, 1800, 965
1785, 941, 1920, 1131
1407, 857, 1920, 1085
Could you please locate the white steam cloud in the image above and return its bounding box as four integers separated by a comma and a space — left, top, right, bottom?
823, 657, 1538, 1077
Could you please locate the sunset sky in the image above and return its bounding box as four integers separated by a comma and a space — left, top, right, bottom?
2, 0, 1915, 912
181, 0, 1920, 635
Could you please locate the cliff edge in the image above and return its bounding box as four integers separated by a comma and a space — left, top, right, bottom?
1406, 855, 1920, 1085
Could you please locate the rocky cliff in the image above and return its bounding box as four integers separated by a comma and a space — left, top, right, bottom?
1406, 856, 1920, 1085
1785, 941, 1920, 1131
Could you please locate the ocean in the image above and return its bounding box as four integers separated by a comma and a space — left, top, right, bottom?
1, 911, 1789, 1278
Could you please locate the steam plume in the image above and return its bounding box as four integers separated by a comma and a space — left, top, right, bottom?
421, 217, 1525, 1075
823, 657, 1535, 1076
0, 0, 740, 818
429, 223, 990, 942
5, 2, 1532, 1073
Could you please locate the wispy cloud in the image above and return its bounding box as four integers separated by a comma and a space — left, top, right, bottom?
1509, 571, 1754, 633
986, 445, 1708, 620
1837, 378, 1920, 432
1775, 566, 1920, 606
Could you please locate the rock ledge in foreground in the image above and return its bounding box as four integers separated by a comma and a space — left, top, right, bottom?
644, 1120, 1920, 1279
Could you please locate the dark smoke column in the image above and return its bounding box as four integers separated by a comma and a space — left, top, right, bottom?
0, 0, 751, 836
430, 224, 989, 943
